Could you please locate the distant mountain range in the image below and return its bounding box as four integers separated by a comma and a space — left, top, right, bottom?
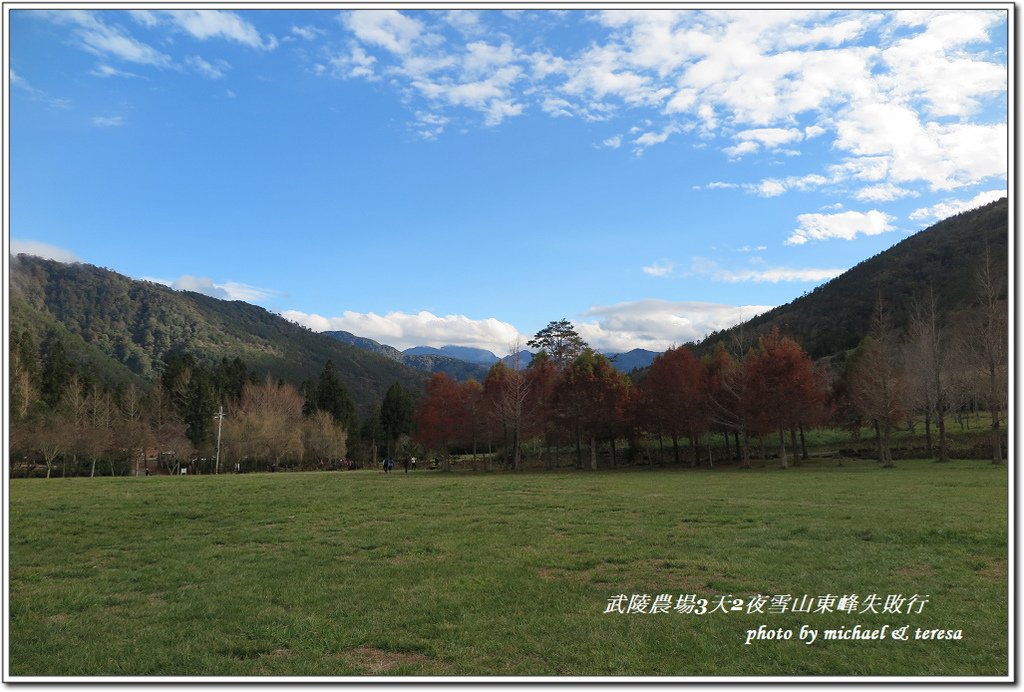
327, 334, 660, 378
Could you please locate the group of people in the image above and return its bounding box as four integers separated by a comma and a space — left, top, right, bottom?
382, 457, 417, 474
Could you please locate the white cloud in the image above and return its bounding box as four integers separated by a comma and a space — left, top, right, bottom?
786, 209, 896, 245
10, 69, 71, 108
690, 256, 843, 283
166, 10, 276, 50
714, 267, 844, 283
129, 10, 158, 27
879, 11, 1006, 118
146, 275, 277, 302
282, 309, 524, 355
632, 123, 680, 152
749, 173, 829, 197
89, 63, 139, 79
736, 245, 768, 252
576, 299, 775, 352
10, 239, 80, 263
735, 127, 803, 148
49, 10, 171, 67
854, 183, 916, 202
343, 10, 426, 56
412, 110, 448, 139
833, 103, 1006, 190
601, 135, 622, 149
724, 140, 760, 158
756, 179, 787, 197
329, 45, 377, 79
642, 260, 674, 277
92, 115, 124, 127
908, 189, 1007, 222
186, 55, 230, 79
326, 9, 1005, 196
444, 10, 484, 36
290, 25, 323, 41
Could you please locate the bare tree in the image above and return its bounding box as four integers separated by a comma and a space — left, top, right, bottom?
906, 287, 953, 461
848, 302, 906, 468
304, 409, 347, 468
966, 248, 1008, 464
32, 413, 70, 479
224, 376, 305, 470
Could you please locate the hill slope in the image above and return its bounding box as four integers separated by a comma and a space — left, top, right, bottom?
9, 256, 427, 412
695, 198, 1009, 359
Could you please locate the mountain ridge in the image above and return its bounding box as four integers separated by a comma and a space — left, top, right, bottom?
9, 256, 427, 414
692, 197, 1009, 361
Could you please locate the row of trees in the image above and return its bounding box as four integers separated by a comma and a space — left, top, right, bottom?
410, 256, 1007, 472
9, 336, 358, 476
837, 265, 1008, 467
411, 324, 831, 472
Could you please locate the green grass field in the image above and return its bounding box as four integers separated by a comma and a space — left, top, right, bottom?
8, 459, 1008, 678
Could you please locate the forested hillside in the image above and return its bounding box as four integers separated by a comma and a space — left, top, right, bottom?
696, 198, 1009, 360
9, 256, 426, 412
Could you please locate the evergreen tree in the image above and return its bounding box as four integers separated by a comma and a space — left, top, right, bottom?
527, 319, 587, 369
40, 337, 73, 409
380, 382, 415, 457
314, 360, 358, 433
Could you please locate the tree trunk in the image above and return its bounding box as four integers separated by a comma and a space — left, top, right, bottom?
723, 431, 731, 461
590, 436, 597, 470
789, 428, 799, 466
657, 435, 664, 465
799, 423, 808, 461
936, 399, 948, 462
689, 435, 698, 467
991, 406, 1002, 464
881, 423, 895, 468
873, 421, 882, 463
671, 433, 680, 465
778, 427, 788, 469
924, 409, 933, 457
610, 437, 617, 468
741, 431, 751, 469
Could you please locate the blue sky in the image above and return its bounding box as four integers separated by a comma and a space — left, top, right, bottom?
8, 7, 1009, 355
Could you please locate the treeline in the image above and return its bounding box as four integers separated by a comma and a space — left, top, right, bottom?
410, 322, 831, 471
412, 261, 1007, 471
8, 334, 374, 476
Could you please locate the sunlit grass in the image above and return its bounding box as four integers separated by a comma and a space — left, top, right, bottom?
9, 459, 1008, 677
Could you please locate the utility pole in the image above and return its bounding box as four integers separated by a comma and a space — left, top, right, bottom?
214, 406, 225, 474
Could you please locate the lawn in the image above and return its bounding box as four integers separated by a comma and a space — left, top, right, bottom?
7, 459, 1009, 678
